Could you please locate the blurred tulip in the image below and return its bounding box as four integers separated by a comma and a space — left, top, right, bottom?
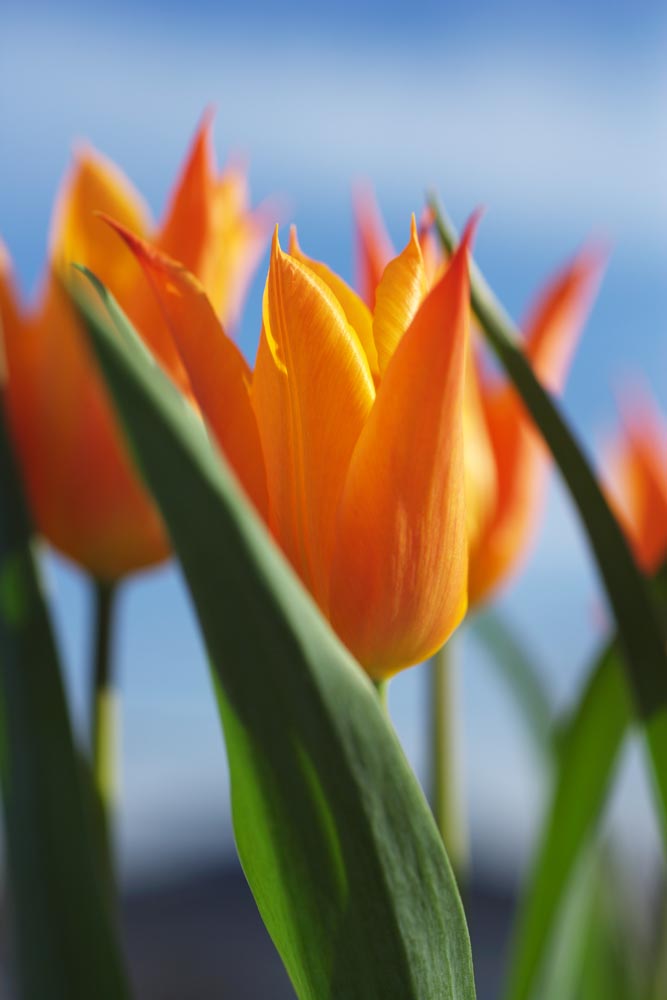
355, 191, 605, 607
0, 115, 272, 579
106, 215, 475, 678
605, 386, 667, 575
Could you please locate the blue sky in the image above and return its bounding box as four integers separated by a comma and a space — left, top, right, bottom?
1, 0, 665, 882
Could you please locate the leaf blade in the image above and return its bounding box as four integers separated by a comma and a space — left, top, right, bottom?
0, 401, 131, 1000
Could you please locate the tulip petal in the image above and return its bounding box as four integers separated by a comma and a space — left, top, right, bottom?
49, 146, 151, 300
48, 145, 190, 389
5, 271, 168, 579
524, 244, 607, 392
329, 226, 474, 677
468, 246, 605, 606
252, 230, 375, 608
373, 216, 428, 377
289, 226, 379, 377
463, 341, 499, 547
103, 218, 269, 519
156, 110, 218, 278
607, 391, 667, 574
354, 185, 394, 310
157, 113, 273, 330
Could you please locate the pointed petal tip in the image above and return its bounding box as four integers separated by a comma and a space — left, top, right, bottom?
460, 206, 485, 253
190, 105, 217, 159
98, 212, 153, 262
271, 225, 283, 259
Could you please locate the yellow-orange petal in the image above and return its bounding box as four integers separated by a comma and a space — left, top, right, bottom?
354, 185, 394, 311
372, 215, 428, 377
104, 218, 269, 519
47, 144, 189, 391
4, 271, 168, 579
329, 224, 475, 678
156, 114, 273, 330
156, 110, 218, 276
288, 226, 379, 378
252, 230, 375, 609
606, 391, 667, 575
467, 245, 605, 607
463, 341, 498, 547
49, 145, 151, 300
417, 206, 446, 288
524, 244, 607, 392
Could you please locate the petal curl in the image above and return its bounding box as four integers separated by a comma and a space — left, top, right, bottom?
104, 218, 268, 519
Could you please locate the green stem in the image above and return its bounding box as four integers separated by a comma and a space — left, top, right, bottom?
373, 678, 390, 714
431, 641, 467, 883
90, 580, 118, 846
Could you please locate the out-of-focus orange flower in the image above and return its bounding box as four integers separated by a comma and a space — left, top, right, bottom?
0, 115, 272, 580
105, 214, 475, 678
355, 191, 605, 607
605, 387, 667, 575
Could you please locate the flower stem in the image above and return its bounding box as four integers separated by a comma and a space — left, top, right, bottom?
431, 640, 468, 884
90, 580, 118, 854
374, 678, 390, 714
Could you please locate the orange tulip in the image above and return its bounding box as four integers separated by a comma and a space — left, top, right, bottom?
605, 387, 667, 575
355, 192, 605, 607
0, 115, 272, 580
104, 214, 475, 678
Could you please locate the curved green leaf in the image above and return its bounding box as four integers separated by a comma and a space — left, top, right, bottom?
0, 401, 131, 999
504, 639, 631, 1000
74, 270, 476, 1000
429, 199, 667, 844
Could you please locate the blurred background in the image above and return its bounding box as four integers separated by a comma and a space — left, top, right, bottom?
1, 0, 666, 996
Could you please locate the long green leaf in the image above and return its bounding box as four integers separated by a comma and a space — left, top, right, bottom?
0, 401, 131, 999
429, 199, 667, 843
75, 270, 476, 1000
504, 638, 632, 1000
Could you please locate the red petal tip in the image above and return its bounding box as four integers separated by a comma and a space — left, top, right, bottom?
460, 207, 485, 254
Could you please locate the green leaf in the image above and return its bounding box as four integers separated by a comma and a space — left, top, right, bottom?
540, 849, 637, 1000
429, 199, 667, 845
471, 612, 553, 762
74, 269, 477, 1000
504, 639, 632, 1000
0, 402, 131, 999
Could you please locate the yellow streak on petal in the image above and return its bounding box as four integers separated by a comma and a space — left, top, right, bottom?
252, 230, 375, 609
289, 226, 379, 378
373, 215, 428, 377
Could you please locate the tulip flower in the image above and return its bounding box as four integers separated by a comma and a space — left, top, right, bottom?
605, 387, 667, 575
355, 192, 605, 607
103, 214, 474, 678
0, 115, 271, 580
